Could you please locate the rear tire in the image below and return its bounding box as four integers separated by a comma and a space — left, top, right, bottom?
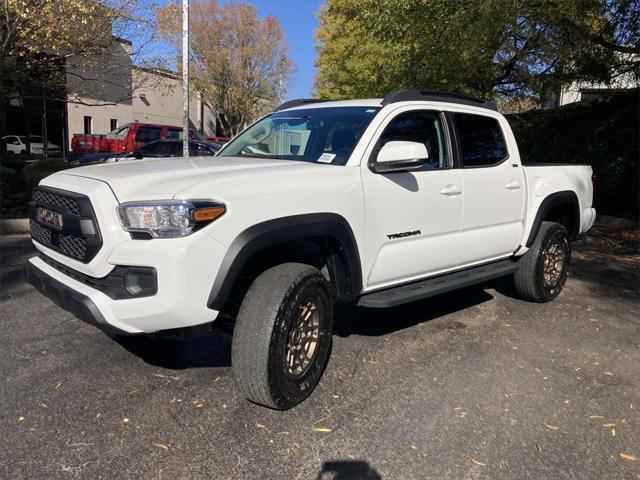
513, 221, 571, 302
231, 263, 333, 409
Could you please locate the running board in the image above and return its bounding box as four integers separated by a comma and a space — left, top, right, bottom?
357, 260, 518, 308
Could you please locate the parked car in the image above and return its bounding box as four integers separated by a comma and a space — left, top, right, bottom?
70, 122, 207, 156
25, 90, 596, 410
2, 135, 61, 156
69, 139, 220, 167
206, 135, 230, 144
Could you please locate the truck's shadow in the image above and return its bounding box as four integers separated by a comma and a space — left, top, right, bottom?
334, 285, 493, 338
113, 285, 494, 370
113, 331, 233, 370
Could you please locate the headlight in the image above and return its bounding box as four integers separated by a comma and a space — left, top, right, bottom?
117, 200, 225, 238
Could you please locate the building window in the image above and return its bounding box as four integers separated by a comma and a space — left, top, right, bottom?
83, 116, 92, 135
110, 119, 118, 130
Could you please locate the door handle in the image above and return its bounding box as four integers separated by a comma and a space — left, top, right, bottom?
440, 184, 463, 196
505, 180, 521, 190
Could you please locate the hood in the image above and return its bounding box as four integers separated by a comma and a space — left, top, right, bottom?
56, 156, 323, 201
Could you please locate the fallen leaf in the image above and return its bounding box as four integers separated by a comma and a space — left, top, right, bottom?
603, 423, 617, 427
213, 376, 221, 383
122, 418, 129, 423
544, 423, 560, 430
472, 459, 486, 466
535, 443, 543, 454
611, 428, 616, 437
409, 444, 417, 450
18, 416, 25, 422
604, 372, 614, 376
589, 415, 604, 419
619, 453, 637, 462
41, 403, 48, 409
311, 427, 332, 433
153, 443, 169, 450
54, 381, 63, 390
409, 357, 417, 363
256, 423, 266, 429
96, 413, 102, 419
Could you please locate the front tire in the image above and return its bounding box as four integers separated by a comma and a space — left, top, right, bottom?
513, 221, 571, 302
231, 263, 333, 409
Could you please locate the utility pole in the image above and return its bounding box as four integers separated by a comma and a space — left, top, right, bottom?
182, 0, 189, 158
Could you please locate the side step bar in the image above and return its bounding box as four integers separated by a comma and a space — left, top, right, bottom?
357, 259, 518, 308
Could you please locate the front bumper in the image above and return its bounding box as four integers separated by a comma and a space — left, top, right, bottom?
24, 260, 124, 335
25, 227, 227, 334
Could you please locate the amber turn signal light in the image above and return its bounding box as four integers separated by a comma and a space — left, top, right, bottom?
193, 206, 225, 222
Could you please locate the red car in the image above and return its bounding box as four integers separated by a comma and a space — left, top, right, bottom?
71, 122, 206, 155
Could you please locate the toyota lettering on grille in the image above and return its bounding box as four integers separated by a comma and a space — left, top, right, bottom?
37, 207, 64, 228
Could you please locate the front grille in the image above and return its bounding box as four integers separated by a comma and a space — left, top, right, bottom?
31, 190, 80, 215
29, 186, 102, 263
59, 234, 88, 260
30, 221, 52, 245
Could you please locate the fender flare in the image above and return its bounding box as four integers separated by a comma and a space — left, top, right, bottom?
207, 213, 362, 310
525, 190, 580, 247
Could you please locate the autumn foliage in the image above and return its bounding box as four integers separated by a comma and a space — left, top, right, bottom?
156, 0, 292, 135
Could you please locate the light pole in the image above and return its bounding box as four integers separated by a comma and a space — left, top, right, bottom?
182, 0, 189, 158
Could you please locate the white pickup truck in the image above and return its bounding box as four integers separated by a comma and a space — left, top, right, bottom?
25, 90, 596, 409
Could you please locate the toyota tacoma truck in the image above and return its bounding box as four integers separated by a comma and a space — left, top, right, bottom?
24, 90, 596, 409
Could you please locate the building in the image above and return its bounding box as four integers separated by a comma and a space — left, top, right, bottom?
548, 55, 639, 108
1, 36, 225, 159
66, 37, 223, 145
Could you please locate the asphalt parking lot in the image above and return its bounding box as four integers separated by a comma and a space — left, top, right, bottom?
1, 222, 639, 480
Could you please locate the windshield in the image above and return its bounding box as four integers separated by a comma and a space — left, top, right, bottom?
106, 125, 130, 139
217, 106, 380, 165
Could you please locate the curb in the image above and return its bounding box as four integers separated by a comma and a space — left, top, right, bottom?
0, 218, 30, 235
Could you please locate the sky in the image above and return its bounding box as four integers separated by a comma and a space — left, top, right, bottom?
138, 0, 324, 100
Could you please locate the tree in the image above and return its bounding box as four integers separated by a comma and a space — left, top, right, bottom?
156, 0, 292, 135
0, 0, 160, 106
314, 0, 639, 102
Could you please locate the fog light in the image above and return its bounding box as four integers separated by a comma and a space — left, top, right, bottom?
124, 267, 157, 297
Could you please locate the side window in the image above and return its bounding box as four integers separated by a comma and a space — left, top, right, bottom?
378, 110, 449, 169
166, 129, 181, 140
135, 127, 162, 143
454, 113, 508, 167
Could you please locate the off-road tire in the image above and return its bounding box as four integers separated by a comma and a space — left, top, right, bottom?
231, 263, 333, 409
513, 221, 571, 302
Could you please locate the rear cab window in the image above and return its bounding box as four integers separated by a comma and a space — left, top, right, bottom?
453, 113, 508, 167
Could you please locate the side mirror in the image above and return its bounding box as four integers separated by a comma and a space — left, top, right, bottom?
371, 141, 429, 174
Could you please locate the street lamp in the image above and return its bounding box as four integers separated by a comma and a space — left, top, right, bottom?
182, 0, 189, 158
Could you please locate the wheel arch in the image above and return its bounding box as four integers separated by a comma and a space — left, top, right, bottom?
525, 190, 580, 247
207, 213, 362, 311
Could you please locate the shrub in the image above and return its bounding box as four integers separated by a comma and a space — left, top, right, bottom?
508, 90, 639, 220
22, 159, 69, 189
0, 159, 68, 218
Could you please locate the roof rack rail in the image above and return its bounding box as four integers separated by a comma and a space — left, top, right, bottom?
274, 98, 329, 111
381, 89, 497, 111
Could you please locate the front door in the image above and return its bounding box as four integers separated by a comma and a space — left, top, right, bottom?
361, 108, 464, 291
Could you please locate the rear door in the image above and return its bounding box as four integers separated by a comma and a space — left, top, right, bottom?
453, 112, 525, 265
